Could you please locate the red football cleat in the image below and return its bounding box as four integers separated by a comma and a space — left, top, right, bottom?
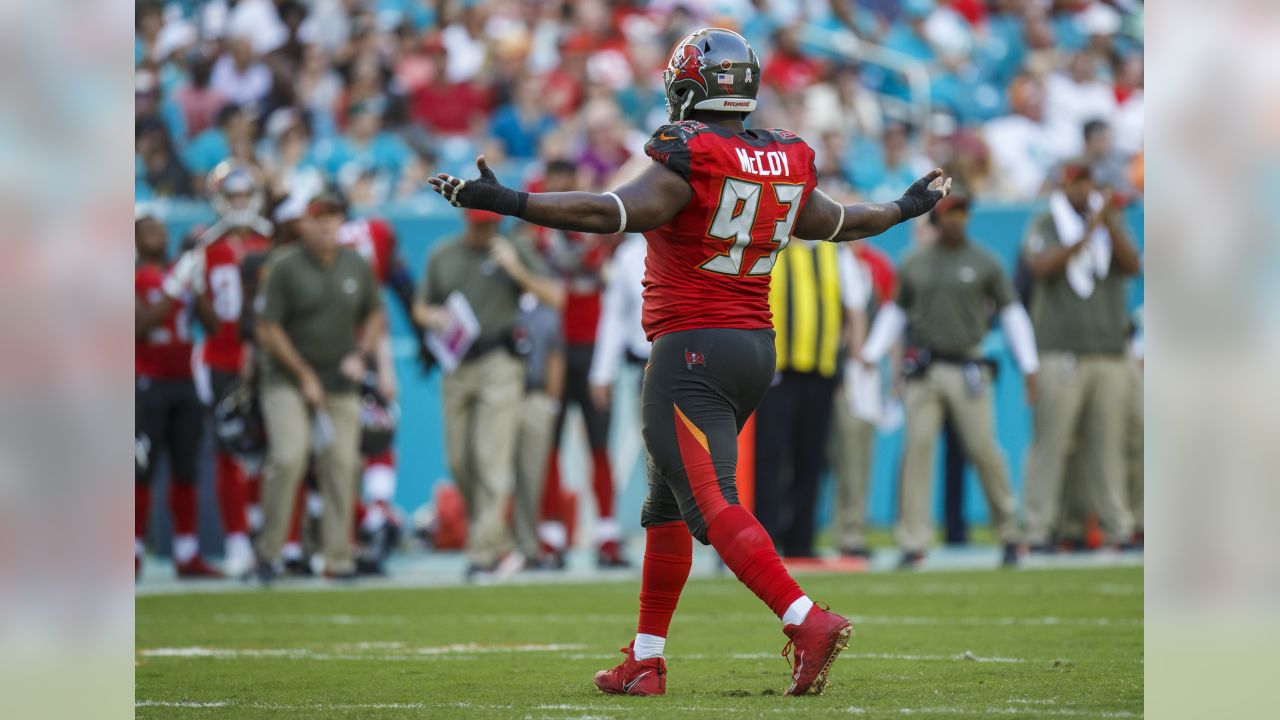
593, 642, 666, 696
175, 555, 224, 579
781, 604, 854, 696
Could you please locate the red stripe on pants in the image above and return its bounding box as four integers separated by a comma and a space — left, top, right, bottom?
672, 404, 730, 527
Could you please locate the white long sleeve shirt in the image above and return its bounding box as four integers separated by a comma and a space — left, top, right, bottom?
589, 235, 651, 386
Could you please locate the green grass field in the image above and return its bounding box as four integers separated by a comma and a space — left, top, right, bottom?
136, 566, 1142, 718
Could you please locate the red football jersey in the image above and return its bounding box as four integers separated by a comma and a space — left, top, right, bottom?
337, 217, 396, 284
534, 228, 612, 345
201, 231, 271, 373
640, 121, 818, 340
136, 263, 194, 380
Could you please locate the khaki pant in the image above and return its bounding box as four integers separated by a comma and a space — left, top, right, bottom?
1024, 352, 1135, 545
829, 383, 875, 552
256, 383, 361, 573
898, 363, 1018, 552
1127, 360, 1144, 532
513, 391, 559, 558
443, 350, 524, 567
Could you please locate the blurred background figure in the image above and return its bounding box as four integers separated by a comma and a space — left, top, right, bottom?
193, 162, 274, 578
1021, 162, 1142, 553
413, 210, 562, 582
254, 195, 385, 582
135, 209, 221, 579
512, 297, 566, 568
828, 240, 894, 561
754, 238, 870, 559
525, 160, 627, 568
859, 195, 1040, 569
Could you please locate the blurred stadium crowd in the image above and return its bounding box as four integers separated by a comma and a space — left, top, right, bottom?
135, 0, 1144, 584
136, 0, 1143, 208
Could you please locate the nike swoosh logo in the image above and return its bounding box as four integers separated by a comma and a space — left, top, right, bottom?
623, 670, 651, 693
788, 653, 805, 694
659, 133, 678, 141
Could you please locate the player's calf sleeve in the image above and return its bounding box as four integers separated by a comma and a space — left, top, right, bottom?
637, 521, 693, 638
540, 452, 562, 521
590, 447, 615, 519
135, 485, 152, 542
169, 481, 197, 537
214, 452, 248, 535
707, 505, 805, 619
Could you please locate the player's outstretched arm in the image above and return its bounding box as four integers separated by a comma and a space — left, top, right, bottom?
429, 155, 691, 234
794, 169, 953, 243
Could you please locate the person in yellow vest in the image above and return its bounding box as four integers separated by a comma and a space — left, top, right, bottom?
753, 237, 870, 557
859, 195, 1040, 569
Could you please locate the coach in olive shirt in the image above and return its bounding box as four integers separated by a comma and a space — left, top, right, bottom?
254, 195, 384, 580
1021, 163, 1142, 550
413, 209, 563, 579
859, 195, 1041, 568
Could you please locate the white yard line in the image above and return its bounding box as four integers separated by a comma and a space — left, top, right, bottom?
155, 611, 1140, 628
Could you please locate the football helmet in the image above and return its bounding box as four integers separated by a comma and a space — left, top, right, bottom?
208, 160, 265, 228
359, 387, 399, 457
212, 379, 267, 472
663, 27, 761, 122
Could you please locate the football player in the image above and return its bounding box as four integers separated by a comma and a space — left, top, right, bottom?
525, 159, 627, 568
135, 208, 221, 578
335, 205, 416, 573
193, 162, 274, 576
429, 28, 951, 696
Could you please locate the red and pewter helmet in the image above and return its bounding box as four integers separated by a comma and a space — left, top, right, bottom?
207, 160, 265, 228
663, 27, 761, 122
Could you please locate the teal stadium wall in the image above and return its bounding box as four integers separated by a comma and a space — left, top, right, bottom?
157, 201, 1143, 535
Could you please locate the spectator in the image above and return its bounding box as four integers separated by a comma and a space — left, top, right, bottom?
862, 121, 934, 201
211, 33, 275, 109
859, 195, 1040, 569
755, 238, 870, 558
1078, 119, 1131, 194
412, 210, 563, 582
314, 98, 412, 204
1044, 52, 1117, 158
173, 57, 228, 139
253, 195, 386, 581
411, 34, 490, 136
490, 76, 558, 160
984, 75, 1057, 200
136, 117, 193, 198
1021, 162, 1142, 552
803, 63, 883, 141
185, 103, 254, 179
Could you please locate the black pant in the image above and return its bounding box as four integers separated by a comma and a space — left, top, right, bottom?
136, 376, 203, 485
753, 371, 838, 557
552, 342, 610, 450
639, 328, 776, 544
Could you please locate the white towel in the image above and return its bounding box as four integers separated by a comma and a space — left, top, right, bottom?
1049, 190, 1112, 298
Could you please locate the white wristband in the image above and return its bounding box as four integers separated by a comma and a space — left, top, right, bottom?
824, 203, 845, 242
605, 191, 627, 234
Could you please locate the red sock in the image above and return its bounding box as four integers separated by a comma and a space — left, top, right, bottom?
169, 481, 197, 537
707, 504, 805, 619
215, 452, 248, 535
539, 451, 562, 522
136, 485, 152, 542
287, 483, 306, 544
245, 473, 261, 506
590, 447, 615, 520
637, 521, 693, 637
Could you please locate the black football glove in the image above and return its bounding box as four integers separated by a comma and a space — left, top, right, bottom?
893, 168, 953, 221
429, 155, 529, 218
